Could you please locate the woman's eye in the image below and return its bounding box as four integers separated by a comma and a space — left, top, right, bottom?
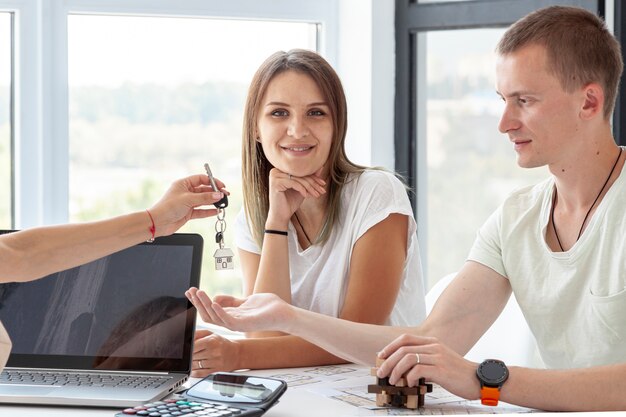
271, 109, 288, 117
308, 109, 325, 116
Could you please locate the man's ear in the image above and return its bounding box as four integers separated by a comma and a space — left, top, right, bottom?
580, 83, 604, 120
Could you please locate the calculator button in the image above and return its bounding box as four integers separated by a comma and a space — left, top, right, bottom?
122, 408, 137, 415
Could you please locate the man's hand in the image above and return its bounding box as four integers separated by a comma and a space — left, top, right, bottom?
185, 289, 294, 333
377, 333, 481, 401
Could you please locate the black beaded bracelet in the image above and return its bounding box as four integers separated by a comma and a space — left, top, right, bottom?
264, 229, 288, 236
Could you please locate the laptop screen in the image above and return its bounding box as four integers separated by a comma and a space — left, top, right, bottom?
0, 232, 203, 373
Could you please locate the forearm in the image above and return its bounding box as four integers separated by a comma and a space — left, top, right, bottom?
236, 335, 348, 370
1, 211, 151, 282
503, 363, 626, 411
287, 308, 415, 366
253, 229, 291, 302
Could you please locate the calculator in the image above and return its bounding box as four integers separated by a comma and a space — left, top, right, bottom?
115, 373, 287, 417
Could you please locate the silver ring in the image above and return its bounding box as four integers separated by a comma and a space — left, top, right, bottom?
198, 360, 203, 369
415, 353, 420, 365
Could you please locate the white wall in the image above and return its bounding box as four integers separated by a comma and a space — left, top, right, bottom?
338, 0, 395, 170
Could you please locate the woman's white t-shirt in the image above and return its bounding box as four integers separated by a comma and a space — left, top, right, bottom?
235, 170, 426, 326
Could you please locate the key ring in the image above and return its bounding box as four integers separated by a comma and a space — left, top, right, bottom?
215, 216, 226, 234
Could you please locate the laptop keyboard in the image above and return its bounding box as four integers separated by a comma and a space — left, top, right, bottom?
0, 369, 171, 389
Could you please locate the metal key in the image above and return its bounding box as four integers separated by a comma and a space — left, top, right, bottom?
204, 162, 228, 209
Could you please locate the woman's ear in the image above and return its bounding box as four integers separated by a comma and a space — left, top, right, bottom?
580, 82, 604, 120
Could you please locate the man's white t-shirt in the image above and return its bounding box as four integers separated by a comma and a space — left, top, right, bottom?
469, 160, 626, 369
235, 170, 426, 326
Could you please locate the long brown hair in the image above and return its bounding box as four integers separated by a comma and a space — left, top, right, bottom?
241, 49, 367, 247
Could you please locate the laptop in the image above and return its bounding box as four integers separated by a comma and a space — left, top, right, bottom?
0, 231, 203, 407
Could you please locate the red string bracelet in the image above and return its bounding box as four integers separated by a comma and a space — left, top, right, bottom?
146, 209, 156, 243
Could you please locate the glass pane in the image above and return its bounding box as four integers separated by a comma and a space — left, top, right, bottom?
68, 15, 317, 297
417, 29, 549, 289
0, 13, 11, 228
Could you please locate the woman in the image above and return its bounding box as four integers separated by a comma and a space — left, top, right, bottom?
188, 49, 425, 375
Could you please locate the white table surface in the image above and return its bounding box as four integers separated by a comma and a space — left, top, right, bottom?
0, 364, 621, 417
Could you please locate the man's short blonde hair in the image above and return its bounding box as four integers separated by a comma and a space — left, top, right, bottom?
497, 6, 623, 119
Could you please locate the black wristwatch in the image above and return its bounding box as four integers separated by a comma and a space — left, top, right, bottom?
476, 359, 509, 406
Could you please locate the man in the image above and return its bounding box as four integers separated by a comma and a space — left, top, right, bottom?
185, 6, 626, 412
0, 173, 226, 282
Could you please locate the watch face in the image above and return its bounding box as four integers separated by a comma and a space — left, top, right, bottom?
477, 359, 509, 386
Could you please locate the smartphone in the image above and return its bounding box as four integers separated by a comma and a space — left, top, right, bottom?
185, 372, 287, 415
204, 162, 229, 209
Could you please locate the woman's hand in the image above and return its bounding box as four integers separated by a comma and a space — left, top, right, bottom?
191, 329, 241, 377
376, 334, 480, 400
265, 168, 326, 228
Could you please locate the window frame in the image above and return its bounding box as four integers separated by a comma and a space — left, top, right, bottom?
0, 9, 14, 226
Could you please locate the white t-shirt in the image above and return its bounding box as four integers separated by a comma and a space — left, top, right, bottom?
235, 170, 426, 326
468, 160, 626, 369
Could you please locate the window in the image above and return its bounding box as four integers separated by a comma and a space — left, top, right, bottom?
68, 14, 317, 296
0, 12, 11, 228
417, 29, 547, 287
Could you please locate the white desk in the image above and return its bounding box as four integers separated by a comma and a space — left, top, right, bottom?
0, 365, 621, 416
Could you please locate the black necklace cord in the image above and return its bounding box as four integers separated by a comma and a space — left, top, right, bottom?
551, 147, 623, 251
